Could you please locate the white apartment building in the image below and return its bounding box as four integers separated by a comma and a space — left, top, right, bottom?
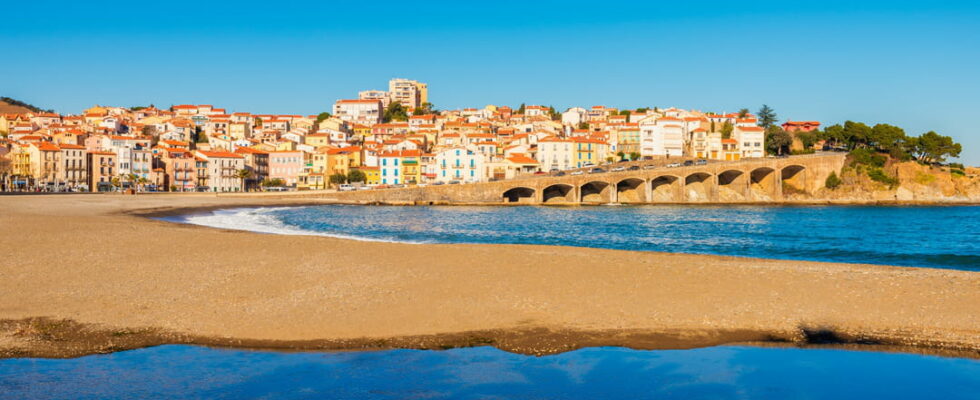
561, 107, 587, 127
536, 137, 574, 171
195, 150, 245, 192
358, 89, 391, 108
388, 78, 427, 110
639, 118, 684, 158
433, 146, 485, 183
734, 126, 766, 158
333, 99, 383, 126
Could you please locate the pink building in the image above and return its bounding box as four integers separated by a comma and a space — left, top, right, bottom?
268, 150, 304, 187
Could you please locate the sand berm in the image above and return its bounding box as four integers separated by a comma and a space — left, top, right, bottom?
0, 193, 977, 358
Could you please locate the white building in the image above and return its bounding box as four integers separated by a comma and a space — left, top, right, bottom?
333, 99, 383, 126
536, 137, 574, 171
358, 89, 391, 108
434, 146, 486, 183
734, 126, 765, 158
561, 107, 587, 127
195, 150, 245, 192
388, 78, 427, 110
639, 118, 684, 158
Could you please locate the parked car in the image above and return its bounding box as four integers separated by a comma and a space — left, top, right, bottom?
610, 166, 626, 172
695, 159, 708, 165
589, 167, 605, 174
628, 165, 641, 171
448, 180, 461, 185
533, 171, 547, 175
554, 171, 566, 176
338, 184, 355, 192
683, 160, 694, 166
666, 163, 682, 168
642, 164, 657, 170
355, 185, 373, 190
431, 181, 445, 185
570, 170, 585, 176
195, 186, 211, 192
582, 162, 595, 168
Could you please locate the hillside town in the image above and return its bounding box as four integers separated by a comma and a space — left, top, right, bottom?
0, 79, 821, 192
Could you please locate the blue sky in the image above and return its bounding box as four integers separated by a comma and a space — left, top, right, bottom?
3, 1, 979, 164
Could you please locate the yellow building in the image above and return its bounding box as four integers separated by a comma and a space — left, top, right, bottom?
305, 133, 330, 148
358, 166, 380, 185
572, 137, 609, 167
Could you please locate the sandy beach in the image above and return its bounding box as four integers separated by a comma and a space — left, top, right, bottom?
0, 193, 977, 358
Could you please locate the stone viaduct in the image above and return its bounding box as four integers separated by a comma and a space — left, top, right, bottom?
325, 153, 847, 205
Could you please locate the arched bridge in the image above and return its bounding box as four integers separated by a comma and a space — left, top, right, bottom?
329, 153, 847, 205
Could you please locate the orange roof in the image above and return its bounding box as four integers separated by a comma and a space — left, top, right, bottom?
738, 126, 764, 132
379, 149, 421, 157
197, 150, 244, 159
59, 144, 86, 150
506, 153, 538, 164
235, 147, 269, 155
34, 142, 61, 151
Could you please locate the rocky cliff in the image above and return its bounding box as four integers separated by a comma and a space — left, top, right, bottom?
808, 160, 980, 203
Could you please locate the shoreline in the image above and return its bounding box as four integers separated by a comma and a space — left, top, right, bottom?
1, 194, 978, 359
5, 317, 979, 360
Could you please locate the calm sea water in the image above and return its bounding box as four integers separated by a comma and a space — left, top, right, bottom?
171, 205, 980, 271
2, 345, 978, 399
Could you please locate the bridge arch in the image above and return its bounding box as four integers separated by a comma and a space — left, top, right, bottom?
781, 165, 808, 195
616, 178, 646, 203
542, 183, 576, 203
650, 175, 681, 202
750, 167, 777, 200
580, 181, 612, 203
684, 172, 713, 202
502, 187, 535, 203
717, 169, 747, 201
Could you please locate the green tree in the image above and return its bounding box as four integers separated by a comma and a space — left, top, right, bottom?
765, 126, 792, 155
235, 169, 252, 192
869, 123, 906, 152
635, 107, 649, 113
548, 106, 560, 121
720, 121, 734, 139
825, 171, 842, 189
254, 117, 263, 127
629, 152, 641, 161
315, 112, 332, 123
261, 178, 285, 187
756, 104, 777, 128
842, 121, 872, 148
328, 172, 348, 186
347, 169, 366, 183
383, 102, 409, 122
577, 122, 589, 130
796, 130, 818, 150
616, 151, 626, 161
909, 131, 962, 164
737, 108, 750, 118
413, 102, 436, 116
516, 103, 526, 114
0, 155, 12, 191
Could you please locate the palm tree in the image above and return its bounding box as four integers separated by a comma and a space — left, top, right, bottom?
235, 169, 252, 192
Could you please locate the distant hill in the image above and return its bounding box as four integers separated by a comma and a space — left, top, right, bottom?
0, 97, 53, 114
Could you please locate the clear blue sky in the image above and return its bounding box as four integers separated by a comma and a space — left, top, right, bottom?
3, 1, 978, 164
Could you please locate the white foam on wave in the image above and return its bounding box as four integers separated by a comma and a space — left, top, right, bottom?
165, 207, 424, 244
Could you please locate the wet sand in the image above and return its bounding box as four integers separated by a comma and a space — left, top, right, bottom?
0, 193, 977, 358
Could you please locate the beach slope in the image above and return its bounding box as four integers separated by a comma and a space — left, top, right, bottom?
0, 194, 977, 358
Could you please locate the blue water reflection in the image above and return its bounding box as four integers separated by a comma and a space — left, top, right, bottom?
2, 345, 978, 399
